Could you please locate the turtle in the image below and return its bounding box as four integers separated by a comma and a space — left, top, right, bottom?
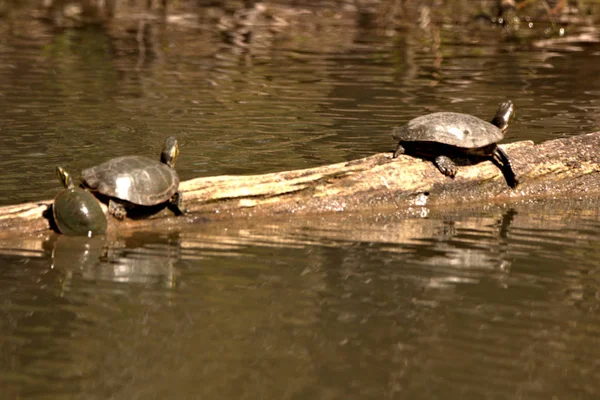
81, 136, 184, 220
53, 166, 107, 236
392, 100, 518, 188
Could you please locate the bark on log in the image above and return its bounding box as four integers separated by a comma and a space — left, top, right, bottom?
2, 132, 600, 237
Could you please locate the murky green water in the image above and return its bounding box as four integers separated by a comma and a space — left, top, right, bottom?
2, 1, 600, 399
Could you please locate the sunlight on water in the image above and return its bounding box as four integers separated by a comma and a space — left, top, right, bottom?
2, 202, 600, 399
1, 0, 600, 398
1, 2, 600, 205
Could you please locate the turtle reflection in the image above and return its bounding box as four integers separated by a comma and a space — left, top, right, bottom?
48, 233, 181, 287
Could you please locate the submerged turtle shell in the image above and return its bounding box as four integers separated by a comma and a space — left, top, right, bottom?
53, 187, 107, 236
81, 156, 180, 206
392, 112, 504, 150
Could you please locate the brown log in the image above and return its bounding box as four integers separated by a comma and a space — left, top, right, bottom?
1, 132, 600, 237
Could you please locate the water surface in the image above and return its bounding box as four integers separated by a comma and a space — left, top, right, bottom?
1, 1, 600, 399
2, 202, 600, 399
1, 1, 600, 204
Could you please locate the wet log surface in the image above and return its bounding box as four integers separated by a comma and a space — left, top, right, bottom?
2, 132, 600, 237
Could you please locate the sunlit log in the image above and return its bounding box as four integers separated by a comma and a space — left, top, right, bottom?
1, 132, 599, 237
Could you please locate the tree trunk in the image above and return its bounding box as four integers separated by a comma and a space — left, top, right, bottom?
1, 133, 600, 237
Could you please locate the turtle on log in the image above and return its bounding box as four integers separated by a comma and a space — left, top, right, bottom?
53, 166, 107, 236
392, 101, 519, 188
81, 136, 185, 220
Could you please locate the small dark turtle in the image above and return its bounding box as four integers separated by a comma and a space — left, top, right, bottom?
81, 137, 184, 220
392, 101, 518, 188
53, 166, 107, 236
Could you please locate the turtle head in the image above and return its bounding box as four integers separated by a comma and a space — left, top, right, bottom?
56, 166, 73, 189
161, 137, 179, 168
490, 100, 514, 133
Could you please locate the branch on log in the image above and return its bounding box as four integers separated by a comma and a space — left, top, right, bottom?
1, 132, 600, 237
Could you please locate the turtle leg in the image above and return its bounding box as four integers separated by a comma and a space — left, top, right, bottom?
393, 144, 406, 159
433, 155, 457, 178
169, 191, 187, 216
492, 146, 519, 188
108, 199, 128, 220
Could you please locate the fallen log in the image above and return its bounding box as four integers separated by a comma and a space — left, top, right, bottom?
1, 132, 600, 237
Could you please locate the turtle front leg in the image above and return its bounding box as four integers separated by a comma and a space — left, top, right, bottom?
169, 191, 187, 216
433, 155, 457, 178
492, 146, 519, 188
393, 144, 406, 158
108, 199, 128, 220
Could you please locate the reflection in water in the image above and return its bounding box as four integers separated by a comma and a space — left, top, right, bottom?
1, 205, 600, 398
48, 233, 181, 286
2, 1, 600, 398
1, 1, 600, 205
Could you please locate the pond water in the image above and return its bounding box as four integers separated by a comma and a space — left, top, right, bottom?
1, 1, 600, 398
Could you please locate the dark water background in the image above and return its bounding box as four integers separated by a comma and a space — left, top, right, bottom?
1, 1, 600, 399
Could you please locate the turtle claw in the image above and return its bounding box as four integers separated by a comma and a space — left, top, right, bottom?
492, 146, 519, 188
393, 144, 406, 159
170, 191, 187, 216
434, 155, 457, 178
108, 199, 127, 220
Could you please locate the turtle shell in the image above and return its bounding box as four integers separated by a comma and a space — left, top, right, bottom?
392, 112, 504, 150
81, 156, 180, 206
53, 187, 107, 236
